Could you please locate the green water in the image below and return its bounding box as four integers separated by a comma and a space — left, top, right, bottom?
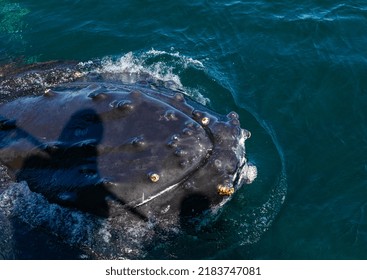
1, 0, 367, 259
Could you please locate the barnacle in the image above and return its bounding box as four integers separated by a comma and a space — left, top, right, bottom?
217, 184, 235, 196
149, 173, 160, 183
201, 117, 210, 126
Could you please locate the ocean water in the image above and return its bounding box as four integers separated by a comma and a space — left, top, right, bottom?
0, 0, 367, 260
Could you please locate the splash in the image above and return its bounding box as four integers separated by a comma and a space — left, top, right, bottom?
145, 49, 205, 69
1, 50, 210, 105
0, 182, 159, 259
85, 50, 210, 105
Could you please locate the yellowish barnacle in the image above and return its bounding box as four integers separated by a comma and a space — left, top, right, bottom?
201, 117, 210, 126
217, 184, 235, 196
149, 173, 160, 183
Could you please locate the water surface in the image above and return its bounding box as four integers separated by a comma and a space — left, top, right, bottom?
1, 0, 367, 259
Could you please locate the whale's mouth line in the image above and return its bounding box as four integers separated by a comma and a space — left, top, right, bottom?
133, 182, 180, 208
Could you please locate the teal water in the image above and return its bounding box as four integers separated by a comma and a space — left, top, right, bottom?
1, 0, 367, 259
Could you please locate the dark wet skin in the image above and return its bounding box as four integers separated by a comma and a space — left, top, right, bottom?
0, 64, 253, 223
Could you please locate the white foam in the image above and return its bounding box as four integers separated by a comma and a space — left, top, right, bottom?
145, 49, 205, 68
0, 182, 157, 259
246, 164, 258, 184
96, 51, 182, 87
0, 177, 188, 259
88, 50, 210, 105
183, 87, 211, 106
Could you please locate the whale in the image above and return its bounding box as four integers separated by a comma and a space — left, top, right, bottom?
0, 61, 257, 258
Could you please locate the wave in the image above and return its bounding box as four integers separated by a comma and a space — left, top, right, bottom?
80, 50, 210, 105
